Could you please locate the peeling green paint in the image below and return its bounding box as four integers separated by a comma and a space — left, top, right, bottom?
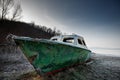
14, 39, 91, 74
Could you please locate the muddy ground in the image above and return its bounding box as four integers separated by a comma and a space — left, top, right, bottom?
43, 54, 120, 80
0, 44, 35, 80
0, 45, 120, 80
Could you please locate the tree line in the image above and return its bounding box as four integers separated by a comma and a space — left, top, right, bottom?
0, 0, 62, 38
29, 22, 62, 36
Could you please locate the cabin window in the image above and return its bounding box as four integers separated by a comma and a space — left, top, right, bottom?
63, 38, 74, 43
52, 38, 57, 41
78, 39, 82, 45
82, 40, 86, 46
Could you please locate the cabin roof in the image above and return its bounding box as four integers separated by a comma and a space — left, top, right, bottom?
51, 34, 84, 40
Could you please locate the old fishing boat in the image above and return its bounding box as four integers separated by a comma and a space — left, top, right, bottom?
9, 34, 91, 75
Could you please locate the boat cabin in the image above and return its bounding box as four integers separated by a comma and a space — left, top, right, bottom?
50, 34, 87, 49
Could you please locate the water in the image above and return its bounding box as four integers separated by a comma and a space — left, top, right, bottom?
90, 47, 120, 57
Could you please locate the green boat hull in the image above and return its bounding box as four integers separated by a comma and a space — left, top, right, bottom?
14, 38, 91, 74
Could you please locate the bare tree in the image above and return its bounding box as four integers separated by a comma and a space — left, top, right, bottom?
11, 2, 22, 21
0, 0, 22, 20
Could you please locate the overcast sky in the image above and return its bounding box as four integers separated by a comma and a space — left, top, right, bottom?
21, 0, 120, 53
